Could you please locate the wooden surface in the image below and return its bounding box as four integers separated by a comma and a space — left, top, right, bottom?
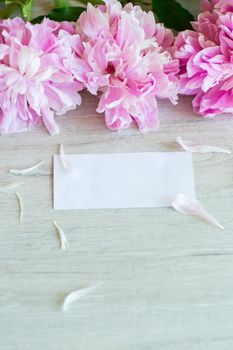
2, 1, 233, 349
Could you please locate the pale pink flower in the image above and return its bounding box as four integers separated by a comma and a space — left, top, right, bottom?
70, 0, 179, 131
0, 18, 82, 134
175, 0, 233, 117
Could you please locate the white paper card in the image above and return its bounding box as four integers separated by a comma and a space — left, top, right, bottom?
54, 152, 195, 210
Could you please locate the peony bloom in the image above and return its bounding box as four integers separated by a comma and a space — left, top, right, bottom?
175, 0, 233, 117
69, 0, 179, 131
0, 17, 83, 135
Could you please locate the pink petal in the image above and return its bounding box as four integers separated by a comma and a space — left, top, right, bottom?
172, 193, 224, 230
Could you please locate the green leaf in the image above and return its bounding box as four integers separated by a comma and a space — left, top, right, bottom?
21, 0, 32, 21
2, 0, 32, 20
0, 3, 17, 18
54, 0, 71, 8
152, 0, 194, 31
31, 6, 85, 23
72, 0, 102, 4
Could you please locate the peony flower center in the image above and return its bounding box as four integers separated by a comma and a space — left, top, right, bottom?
106, 62, 115, 74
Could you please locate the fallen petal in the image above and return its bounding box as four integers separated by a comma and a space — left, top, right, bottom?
0, 182, 24, 192
62, 285, 99, 311
176, 136, 231, 154
9, 161, 44, 175
172, 193, 224, 230
59, 144, 78, 174
16, 192, 23, 224
53, 221, 69, 250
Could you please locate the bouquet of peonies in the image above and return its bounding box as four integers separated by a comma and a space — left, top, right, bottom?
175, 0, 233, 117
0, 0, 232, 135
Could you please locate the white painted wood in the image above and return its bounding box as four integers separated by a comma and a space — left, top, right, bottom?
1, 1, 233, 349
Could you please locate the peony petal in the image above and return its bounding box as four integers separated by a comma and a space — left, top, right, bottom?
18, 47, 34, 75
53, 221, 69, 250
176, 136, 231, 154
172, 193, 224, 230
0, 44, 8, 59
0, 182, 24, 192
26, 56, 41, 78
9, 161, 44, 175
59, 144, 78, 174
62, 285, 100, 311
41, 106, 59, 135
78, 3, 109, 37
16, 192, 23, 224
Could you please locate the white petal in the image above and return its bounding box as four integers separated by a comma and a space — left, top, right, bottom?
172, 193, 224, 230
18, 47, 33, 75
35, 68, 58, 82
106, 96, 124, 109
16, 192, 23, 224
26, 57, 41, 78
176, 136, 231, 154
9, 161, 44, 175
0, 182, 24, 192
0, 44, 8, 59
62, 285, 99, 311
53, 221, 69, 250
0, 64, 15, 73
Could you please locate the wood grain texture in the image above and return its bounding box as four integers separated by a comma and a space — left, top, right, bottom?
1, 1, 233, 349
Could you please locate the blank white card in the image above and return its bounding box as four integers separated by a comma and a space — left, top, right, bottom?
54, 152, 195, 210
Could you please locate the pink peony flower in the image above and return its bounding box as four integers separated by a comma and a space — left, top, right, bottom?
0, 17, 83, 135
69, 0, 179, 131
175, 0, 233, 117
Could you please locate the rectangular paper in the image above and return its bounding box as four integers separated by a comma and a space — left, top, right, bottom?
54, 152, 195, 210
